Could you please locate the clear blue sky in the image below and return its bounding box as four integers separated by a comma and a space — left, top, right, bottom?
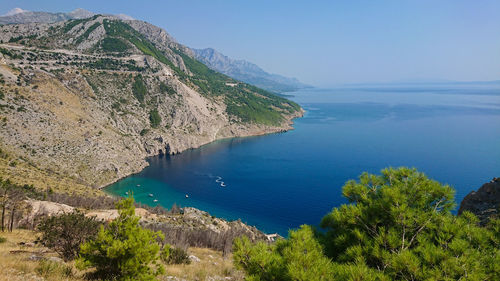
1, 0, 499, 86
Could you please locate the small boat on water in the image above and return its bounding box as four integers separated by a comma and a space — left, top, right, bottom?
136, 184, 141, 187
153, 199, 158, 202
125, 191, 129, 195
148, 193, 153, 197
220, 182, 226, 187
185, 194, 189, 198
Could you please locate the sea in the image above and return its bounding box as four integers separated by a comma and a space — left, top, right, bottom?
105, 84, 500, 236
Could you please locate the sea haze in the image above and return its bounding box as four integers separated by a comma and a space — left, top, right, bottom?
106, 84, 500, 236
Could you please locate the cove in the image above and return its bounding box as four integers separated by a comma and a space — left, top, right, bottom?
105, 85, 500, 236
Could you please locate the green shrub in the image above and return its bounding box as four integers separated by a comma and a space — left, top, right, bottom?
0, 237, 6, 243
112, 102, 121, 110
132, 75, 146, 103
163, 246, 190, 265
38, 211, 100, 261
149, 109, 161, 128
77, 197, 165, 280
159, 82, 176, 96
140, 128, 149, 136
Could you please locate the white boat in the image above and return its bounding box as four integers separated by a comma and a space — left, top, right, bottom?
136, 184, 141, 187
125, 191, 128, 195
185, 194, 189, 198
153, 199, 158, 202
148, 194, 153, 197
220, 182, 226, 187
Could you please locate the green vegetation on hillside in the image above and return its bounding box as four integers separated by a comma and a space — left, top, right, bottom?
233, 167, 500, 280
132, 74, 147, 103
0, 47, 23, 59
7, 17, 300, 125
102, 20, 182, 73
149, 109, 162, 128
100, 37, 130, 53
75, 22, 100, 44
175, 49, 300, 125
62, 18, 90, 33
159, 82, 176, 96
101, 19, 300, 125
78, 58, 143, 71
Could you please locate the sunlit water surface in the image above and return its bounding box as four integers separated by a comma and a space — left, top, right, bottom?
106, 85, 500, 235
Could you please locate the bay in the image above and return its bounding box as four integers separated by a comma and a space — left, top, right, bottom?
106, 85, 500, 236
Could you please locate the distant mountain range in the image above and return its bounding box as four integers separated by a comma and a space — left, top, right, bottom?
0, 8, 95, 24
193, 48, 309, 93
0, 8, 134, 25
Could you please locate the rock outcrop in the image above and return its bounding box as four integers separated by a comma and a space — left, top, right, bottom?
19, 199, 267, 242
458, 178, 500, 224
19, 199, 75, 228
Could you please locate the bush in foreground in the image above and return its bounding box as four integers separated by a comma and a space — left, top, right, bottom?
161, 245, 191, 265
77, 197, 165, 281
233, 167, 500, 280
38, 211, 100, 261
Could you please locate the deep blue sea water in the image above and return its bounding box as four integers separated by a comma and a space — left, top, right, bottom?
106, 85, 500, 236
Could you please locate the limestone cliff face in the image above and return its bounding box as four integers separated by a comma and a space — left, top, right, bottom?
0, 16, 303, 194
458, 178, 500, 225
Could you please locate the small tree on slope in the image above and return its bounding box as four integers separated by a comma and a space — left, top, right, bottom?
77, 197, 165, 281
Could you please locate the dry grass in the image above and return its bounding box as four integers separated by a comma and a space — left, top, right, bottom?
0, 229, 85, 281
162, 247, 244, 281
0, 229, 244, 281
0, 156, 104, 197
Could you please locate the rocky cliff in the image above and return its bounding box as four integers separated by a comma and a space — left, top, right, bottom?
458, 178, 500, 224
0, 15, 303, 195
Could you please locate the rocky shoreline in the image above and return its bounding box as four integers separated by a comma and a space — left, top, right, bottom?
98, 108, 304, 191
458, 177, 500, 225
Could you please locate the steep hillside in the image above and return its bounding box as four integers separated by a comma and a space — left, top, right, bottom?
0, 15, 302, 194
193, 47, 309, 93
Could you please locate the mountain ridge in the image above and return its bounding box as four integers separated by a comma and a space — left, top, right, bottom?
0, 8, 96, 24
192, 47, 309, 93
0, 8, 135, 25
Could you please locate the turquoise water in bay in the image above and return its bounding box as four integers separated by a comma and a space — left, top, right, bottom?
106, 85, 500, 236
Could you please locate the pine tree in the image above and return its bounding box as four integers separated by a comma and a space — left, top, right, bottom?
233, 167, 500, 280
77, 197, 165, 281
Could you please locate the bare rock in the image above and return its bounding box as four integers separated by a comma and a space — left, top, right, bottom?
19, 199, 74, 228
188, 255, 200, 263
458, 177, 500, 224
